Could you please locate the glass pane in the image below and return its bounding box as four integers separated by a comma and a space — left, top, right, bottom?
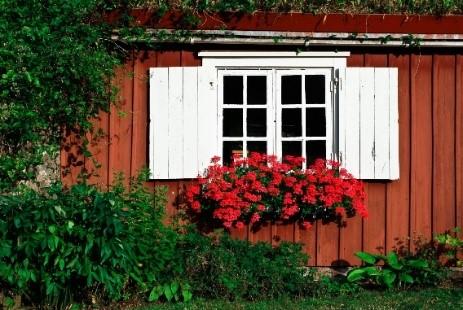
224, 76, 243, 105
247, 141, 267, 155
305, 75, 325, 105
306, 108, 326, 137
281, 75, 301, 105
247, 108, 266, 137
306, 140, 326, 164
247, 76, 266, 105
223, 109, 243, 137
282, 141, 302, 157
223, 141, 243, 166
282, 108, 302, 137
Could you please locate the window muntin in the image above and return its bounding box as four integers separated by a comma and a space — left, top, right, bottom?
219, 69, 332, 168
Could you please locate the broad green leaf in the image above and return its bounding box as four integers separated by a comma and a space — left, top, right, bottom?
148, 286, 162, 302
381, 270, 397, 288
355, 251, 377, 264
170, 282, 179, 295
399, 273, 414, 284
164, 284, 173, 301
347, 269, 365, 282
182, 289, 193, 302
386, 252, 402, 270
407, 259, 428, 269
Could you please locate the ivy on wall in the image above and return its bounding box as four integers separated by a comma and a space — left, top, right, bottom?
0, 0, 125, 191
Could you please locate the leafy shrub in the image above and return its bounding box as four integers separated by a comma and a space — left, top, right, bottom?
176, 230, 314, 300
0, 172, 174, 307
347, 251, 445, 289
186, 153, 367, 230
434, 228, 463, 267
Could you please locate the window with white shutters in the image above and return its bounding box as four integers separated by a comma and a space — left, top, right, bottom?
149, 52, 399, 180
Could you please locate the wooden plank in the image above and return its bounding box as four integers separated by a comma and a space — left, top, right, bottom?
295, 223, 317, 265
316, 223, 339, 266
86, 111, 110, 188
362, 54, 388, 255
359, 68, 375, 179
197, 66, 219, 174
183, 68, 199, 178
339, 53, 364, 266
343, 68, 360, 178
410, 54, 433, 243
157, 51, 182, 67
389, 69, 400, 180
272, 222, 295, 246
373, 68, 391, 179
150, 68, 169, 179
433, 55, 456, 234
108, 58, 134, 186
386, 54, 410, 252
249, 222, 272, 244
181, 50, 201, 66
457, 55, 463, 231
167, 68, 184, 179
131, 51, 157, 177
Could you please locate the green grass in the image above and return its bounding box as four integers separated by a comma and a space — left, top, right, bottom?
141, 288, 463, 310
126, 0, 463, 15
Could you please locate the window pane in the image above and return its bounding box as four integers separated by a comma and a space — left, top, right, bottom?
223, 109, 243, 137
282, 108, 302, 137
223, 141, 243, 166
281, 75, 301, 105
306, 140, 326, 164
247, 76, 266, 105
305, 75, 325, 105
282, 141, 302, 157
306, 108, 326, 137
224, 76, 243, 105
247, 141, 267, 155
247, 108, 266, 137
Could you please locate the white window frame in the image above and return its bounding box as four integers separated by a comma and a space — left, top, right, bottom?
205, 51, 348, 167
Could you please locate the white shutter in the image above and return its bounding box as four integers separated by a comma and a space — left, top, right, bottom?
149, 66, 218, 179
339, 67, 399, 180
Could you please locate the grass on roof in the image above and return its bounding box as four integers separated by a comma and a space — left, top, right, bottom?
125, 0, 463, 15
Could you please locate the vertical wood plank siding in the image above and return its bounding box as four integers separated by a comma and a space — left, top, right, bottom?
64, 48, 463, 266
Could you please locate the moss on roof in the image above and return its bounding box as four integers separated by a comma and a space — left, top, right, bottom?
125, 0, 463, 15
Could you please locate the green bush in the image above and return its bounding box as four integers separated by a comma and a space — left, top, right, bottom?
0, 172, 174, 307
347, 251, 445, 289
177, 231, 314, 301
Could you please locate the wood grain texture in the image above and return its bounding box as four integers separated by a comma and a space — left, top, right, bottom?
386, 54, 410, 252
433, 55, 456, 234
457, 55, 463, 231
410, 54, 433, 243
339, 53, 364, 265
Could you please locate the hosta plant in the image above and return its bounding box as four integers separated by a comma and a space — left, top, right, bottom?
347, 251, 444, 289
186, 153, 367, 229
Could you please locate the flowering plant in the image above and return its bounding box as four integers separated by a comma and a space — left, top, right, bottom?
186, 153, 367, 230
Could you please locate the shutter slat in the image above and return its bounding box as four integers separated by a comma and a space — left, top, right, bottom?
359, 68, 375, 179
342, 67, 399, 180
374, 68, 391, 179
168, 68, 184, 179
149, 68, 169, 179
343, 68, 361, 178
183, 68, 199, 178
389, 68, 400, 180
197, 67, 219, 176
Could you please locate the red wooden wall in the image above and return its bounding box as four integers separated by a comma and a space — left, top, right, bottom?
61, 47, 463, 266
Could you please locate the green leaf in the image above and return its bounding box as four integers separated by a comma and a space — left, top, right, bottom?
407, 259, 428, 269
381, 270, 397, 288
399, 273, 414, 284
182, 289, 193, 302
347, 269, 365, 282
163, 284, 173, 301
148, 286, 162, 302
48, 225, 57, 234
386, 252, 402, 270
170, 282, 179, 295
355, 251, 377, 264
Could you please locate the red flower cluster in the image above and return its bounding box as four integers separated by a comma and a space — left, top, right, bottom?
186, 153, 367, 230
